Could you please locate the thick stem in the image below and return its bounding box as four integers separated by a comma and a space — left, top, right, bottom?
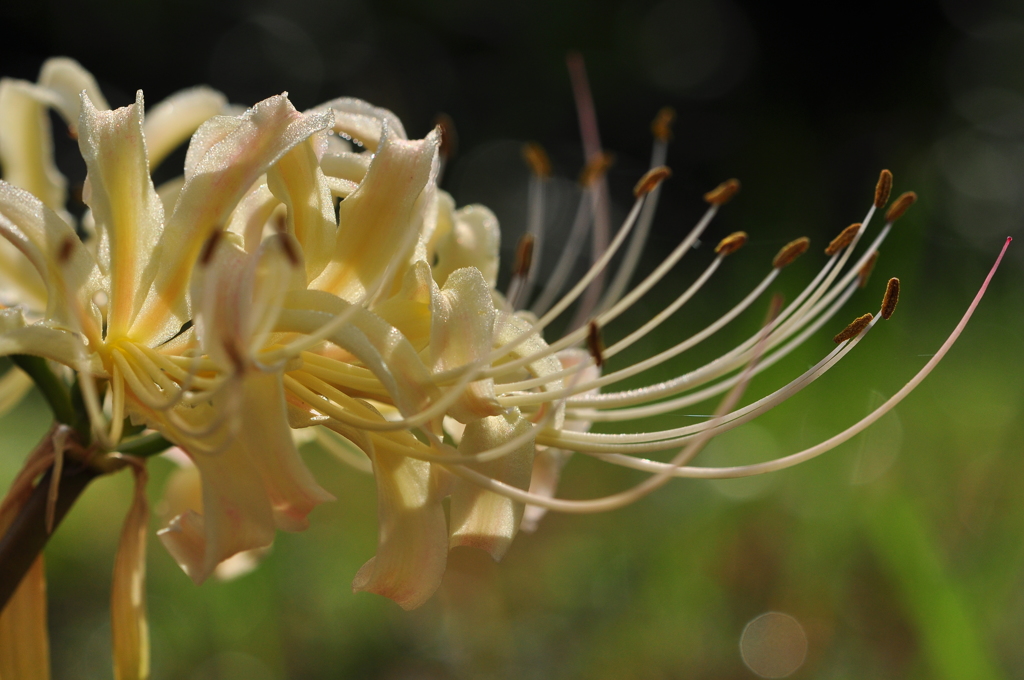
0, 463, 98, 612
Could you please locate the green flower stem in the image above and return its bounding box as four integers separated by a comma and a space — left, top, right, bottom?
11, 355, 75, 426
0, 462, 98, 613
116, 432, 173, 458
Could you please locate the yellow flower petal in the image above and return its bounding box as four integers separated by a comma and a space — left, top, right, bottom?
430, 267, 502, 423
267, 137, 336, 281
449, 408, 534, 560
430, 196, 501, 289
78, 91, 166, 339
353, 444, 448, 610
143, 86, 227, 170
136, 95, 333, 335
0, 79, 66, 211
0, 181, 103, 330
311, 127, 439, 304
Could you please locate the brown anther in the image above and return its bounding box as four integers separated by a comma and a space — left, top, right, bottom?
579, 152, 615, 187
522, 142, 551, 178
633, 166, 672, 197
513, 233, 535, 277
651, 106, 676, 142
858, 251, 879, 288
825, 223, 861, 256
587, 320, 605, 368
434, 113, 457, 160
772, 237, 810, 269
703, 178, 740, 206
880, 277, 900, 320
67, 125, 78, 141
874, 169, 893, 209
273, 210, 287, 234
199, 229, 223, 266
833, 313, 874, 343
57, 236, 76, 264
278, 235, 300, 268
885, 191, 917, 222
714, 231, 748, 256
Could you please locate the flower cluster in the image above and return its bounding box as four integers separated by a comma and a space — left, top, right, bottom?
0, 58, 1008, 678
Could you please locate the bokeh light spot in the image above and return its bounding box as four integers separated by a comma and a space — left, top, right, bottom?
739, 611, 808, 678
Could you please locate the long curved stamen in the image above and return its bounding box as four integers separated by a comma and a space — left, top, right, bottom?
596, 106, 675, 313
570, 278, 860, 422
438, 308, 774, 512
587, 239, 1008, 479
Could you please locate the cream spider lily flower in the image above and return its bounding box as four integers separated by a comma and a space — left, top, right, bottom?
269, 96, 1009, 613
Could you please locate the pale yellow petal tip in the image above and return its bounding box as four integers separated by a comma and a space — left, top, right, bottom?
434, 112, 457, 159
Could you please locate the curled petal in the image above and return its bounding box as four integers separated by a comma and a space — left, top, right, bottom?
267, 136, 336, 281
0, 78, 66, 211
430, 267, 502, 423
0, 182, 102, 330
312, 97, 407, 150
38, 57, 109, 126
430, 194, 501, 289
78, 91, 165, 339
143, 86, 228, 170
449, 408, 535, 560
353, 442, 448, 610
311, 126, 439, 304
137, 94, 334, 334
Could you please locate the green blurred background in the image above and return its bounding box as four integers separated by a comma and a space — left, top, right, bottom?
2, 0, 1024, 677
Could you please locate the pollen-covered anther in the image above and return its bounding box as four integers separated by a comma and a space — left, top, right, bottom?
880, 277, 900, 320
703, 178, 740, 206
825, 223, 861, 256
885, 191, 917, 222
579, 152, 615, 187
587, 320, 605, 368
522, 142, 552, 178
651, 106, 676, 142
714, 231, 748, 256
434, 113, 457, 159
199, 230, 223, 266
875, 169, 893, 208
634, 166, 672, 197
513, 233, 535, 277
833, 313, 874, 344
57, 236, 76, 264
858, 251, 879, 288
772, 237, 810, 269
